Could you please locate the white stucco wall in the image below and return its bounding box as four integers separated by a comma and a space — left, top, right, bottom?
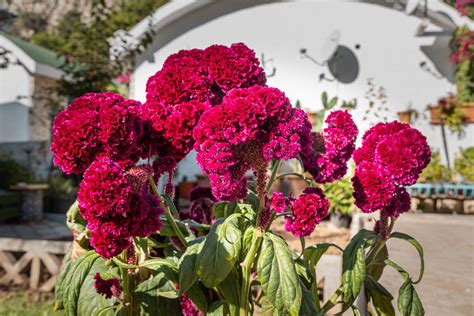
0, 61, 33, 142
131, 1, 474, 181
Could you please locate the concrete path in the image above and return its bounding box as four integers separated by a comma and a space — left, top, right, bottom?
380, 214, 474, 315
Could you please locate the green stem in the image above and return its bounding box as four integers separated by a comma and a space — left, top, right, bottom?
266, 160, 282, 193
321, 285, 343, 313
149, 176, 188, 249
120, 253, 136, 316
240, 229, 263, 316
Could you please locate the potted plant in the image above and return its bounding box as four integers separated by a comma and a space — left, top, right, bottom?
428, 93, 466, 133
397, 107, 419, 124
418, 151, 452, 184
323, 177, 354, 228
454, 147, 474, 183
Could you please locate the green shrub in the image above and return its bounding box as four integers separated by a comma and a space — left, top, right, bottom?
323, 177, 355, 216
455, 147, 474, 182
0, 153, 34, 190
418, 151, 452, 183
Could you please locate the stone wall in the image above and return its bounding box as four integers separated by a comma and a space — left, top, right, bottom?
30, 75, 59, 142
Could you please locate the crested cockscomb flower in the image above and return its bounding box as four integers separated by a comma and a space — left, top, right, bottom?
94, 273, 122, 299
381, 186, 411, 218
284, 187, 329, 237
180, 293, 203, 316
51, 92, 125, 174
351, 161, 395, 213
270, 192, 288, 214
302, 110, 358, 183
182, 187, 216, 225
193, 86, 313, 201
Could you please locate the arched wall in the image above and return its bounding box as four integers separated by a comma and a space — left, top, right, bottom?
130, 1, 473, 181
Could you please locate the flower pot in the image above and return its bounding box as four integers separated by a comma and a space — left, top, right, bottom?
287, 175, 308, 197
178, 181, 196, 199
330, 211, 352, 228
306, 112, 318, 126
460, 103, 474, 123
429, 106, 443, 125
397, 111, 412, 124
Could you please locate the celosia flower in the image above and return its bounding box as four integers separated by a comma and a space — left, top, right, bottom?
284, 187, 329, 237
381, 186, 411, 218
375, 128, 430, 185
51, 92, 125, 174
270, 192, 288, 214
93, 273, 122, 299
302, 111, 358, 183
351, 161, 395, 213
78, 158, 163, 258
180, 293, 203, 316
193, 86, 313, 201
182, 187, 215, 225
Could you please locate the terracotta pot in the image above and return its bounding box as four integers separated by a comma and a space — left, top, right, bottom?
397, 111, 412, 124
287, 175, 308, 197
306, 112, 318, 126
178, 181, 196, 199
460, 103, 474, 123
429, 106, 442, 125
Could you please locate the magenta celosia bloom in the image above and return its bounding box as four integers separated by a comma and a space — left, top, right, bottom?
353, 121, 409, 165
302, 111, 358, 183
51, 92, 125, 174
193, 86, 313, 201
381, 186, 411, 218
270, 192, 288, 214
352, 161, 395, 213
78, 158, 163, 258
180, 293, 203, 316
375, 128, 430, 185
284, 187, 329, 237
93, 273, 122, 299
182, 187, 216, 225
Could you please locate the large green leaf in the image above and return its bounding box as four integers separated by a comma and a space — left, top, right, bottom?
62, 251, 102, 314
185, 283, 208, 314
77, 257, 118, 316
54, 249, 73, 310
207, 301, 227, 316
195, 217, 242, 287
365, 275, 395, 316
257, 233, 302, 316
397, 279, 424, 316
303, 243, 341, 270
342, 229, 379, 307
136, 264, 178, 299
390, 232, 424, 284
216, 268, 240, 314
178, 239, 204, 293
298, 281, 318, 316
367, 244, 388, 281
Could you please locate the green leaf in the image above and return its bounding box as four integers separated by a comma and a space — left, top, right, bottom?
213, 202, 228, 219
365, 275, 395, 316
178, 239, 204, 293
136, 264, 178, 298
157, 216, 189, 237
367, 244, 388, 281
54, 249, 73, 310
66, 200, 87, 233
216, 268, 240, 313
207, 301, 227, 316
397, 279, 424, 316
328, 96, 338, 109
322, 92, 328, 106
299, 282, 318, 315
390, 232, 424, 284
62, 251, 101, 314
303, 243, 341, 270
138, 292, 181, 316
185, 283, 208, 313
257, 233, 302, 316
140, 257, 177, 270
242, 226, 255, 261
342, 229, 379, 307
351, 305, 362, 316
195, 217, 242, 287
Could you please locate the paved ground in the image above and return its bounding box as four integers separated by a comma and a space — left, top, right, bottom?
380, 213, 474, 315
0, 213, 71, 240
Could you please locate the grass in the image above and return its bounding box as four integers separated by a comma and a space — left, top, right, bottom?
0, 290, 64, 316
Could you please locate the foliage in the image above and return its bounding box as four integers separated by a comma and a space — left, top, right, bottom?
0, 291, 64, 316
451, 26, 474, 104
323, 177, 355, 216
432, 93, 466, 134
443, 1, 474, 20
454, 147, 474, 182
418, 152, 452, 183
48, 172, 78, 197
29, 0, 167, 99
0, 153, 34, 189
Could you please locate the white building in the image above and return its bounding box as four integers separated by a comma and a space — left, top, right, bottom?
111, 0, 474, 181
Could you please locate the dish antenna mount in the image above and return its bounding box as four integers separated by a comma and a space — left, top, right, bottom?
300, 29, 340, 66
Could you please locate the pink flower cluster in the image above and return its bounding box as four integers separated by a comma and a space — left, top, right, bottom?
352, 122, 430, 216
93, 273, 122, 299
78, 158, 163, 258
193, 86, 313, 201
274, 187, 329, 237
180, 293, 203, 316
182, 186, 216, 225
302, 110, 358, 183
141, 43, 267, 162
51, 92, 143, 174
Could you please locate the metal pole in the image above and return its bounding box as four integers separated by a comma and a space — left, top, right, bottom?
440, 123, 451, 170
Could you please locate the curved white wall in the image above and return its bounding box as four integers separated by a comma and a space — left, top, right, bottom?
131, 1, 473, 181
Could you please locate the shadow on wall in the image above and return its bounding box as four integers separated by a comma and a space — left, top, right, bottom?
420, 36, 455, 83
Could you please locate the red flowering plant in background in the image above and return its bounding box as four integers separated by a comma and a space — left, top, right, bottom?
53, 43, 429, 316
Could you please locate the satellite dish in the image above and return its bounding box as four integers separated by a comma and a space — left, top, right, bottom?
405, 0, 420, 14
320, 30, 340, 63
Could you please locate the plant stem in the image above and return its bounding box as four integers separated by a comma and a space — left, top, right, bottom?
149, 176, 188, 249
240, 229, 263, 316
321, 285, 343, 313
120, 253, 136, 316
266, 160, 282, 192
